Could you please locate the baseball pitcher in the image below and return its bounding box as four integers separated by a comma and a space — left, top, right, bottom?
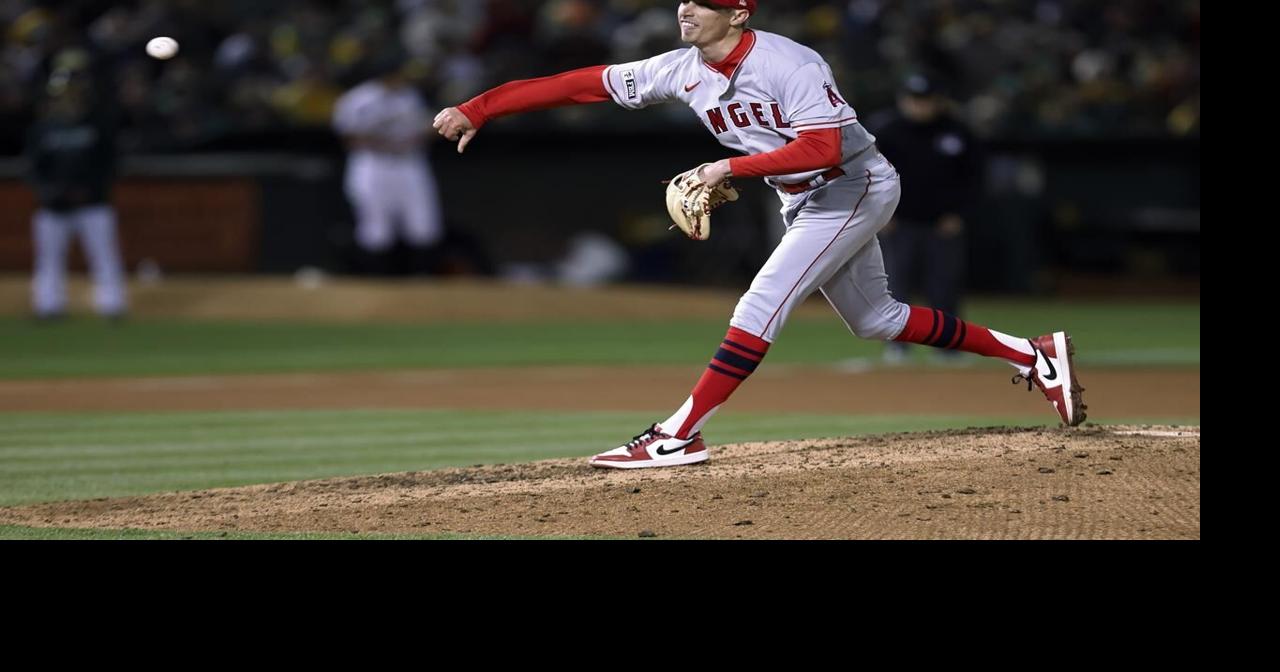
433, 0, 1086, 469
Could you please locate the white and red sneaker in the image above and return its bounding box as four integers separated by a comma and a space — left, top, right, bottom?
589, 423, 709, 469
1014, 331, 1087, 426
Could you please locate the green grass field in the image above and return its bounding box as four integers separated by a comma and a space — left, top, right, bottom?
0, 298, 1199, 539
0, 301, 1197, 378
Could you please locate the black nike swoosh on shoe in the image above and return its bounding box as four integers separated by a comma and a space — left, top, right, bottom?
655, 443, 688, 456
1040, 350, 1058, 381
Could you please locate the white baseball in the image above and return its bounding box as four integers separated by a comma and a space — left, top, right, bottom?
146, 36, 179, 60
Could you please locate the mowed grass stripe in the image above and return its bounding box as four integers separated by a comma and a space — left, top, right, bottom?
0, 301, 1201, 379
0, 525, 622, 540
0, 409, 654, 436
1, 416, 642, 449
1, 411, 1074, 506
1, 411, 1045, 459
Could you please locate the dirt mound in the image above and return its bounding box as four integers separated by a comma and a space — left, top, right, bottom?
0, 425, 1200, 539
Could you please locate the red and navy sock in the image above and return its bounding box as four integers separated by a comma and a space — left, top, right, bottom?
661, 326, 770, 439
895, 306, 1035, 366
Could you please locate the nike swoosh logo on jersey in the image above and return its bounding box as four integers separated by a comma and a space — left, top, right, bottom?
684, 82, 702, 92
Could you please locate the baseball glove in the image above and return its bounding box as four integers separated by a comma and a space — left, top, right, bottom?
664, 164, 740, 241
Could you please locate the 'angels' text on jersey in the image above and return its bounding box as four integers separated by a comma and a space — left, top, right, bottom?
602, 29, 877, 184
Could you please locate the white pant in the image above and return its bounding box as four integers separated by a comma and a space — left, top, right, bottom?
344, 153, 443, 252
730, 151, 908, 343
31, 205, 128, 316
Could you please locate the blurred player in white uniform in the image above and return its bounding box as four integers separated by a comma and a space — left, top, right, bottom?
434, 1, 1087, 468
333, 58, 443, 274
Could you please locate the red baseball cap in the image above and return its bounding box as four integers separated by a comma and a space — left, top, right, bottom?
701, 0, 757, 14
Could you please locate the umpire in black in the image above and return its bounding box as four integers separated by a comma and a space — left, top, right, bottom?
868, 73, 981, 363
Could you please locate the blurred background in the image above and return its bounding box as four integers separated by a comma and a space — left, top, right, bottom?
0, 1, 1199, 531
0, 0, 1198, 293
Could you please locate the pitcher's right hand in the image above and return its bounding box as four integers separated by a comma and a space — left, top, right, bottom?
432, 107, 478, 153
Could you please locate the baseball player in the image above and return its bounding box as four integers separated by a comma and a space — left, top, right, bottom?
26, 48, 127, 320
433, 0, 1086, 469
333, 57, 444, 274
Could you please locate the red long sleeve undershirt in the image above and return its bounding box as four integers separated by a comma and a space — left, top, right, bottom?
456, 65, 845, 177
456, 65, 611, 128
727, 127, 843, 177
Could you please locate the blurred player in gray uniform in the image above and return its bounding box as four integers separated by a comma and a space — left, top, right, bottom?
25, 48, 127, 320
333, 58, 443, 274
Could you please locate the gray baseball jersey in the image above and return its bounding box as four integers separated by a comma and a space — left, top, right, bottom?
602, 29, 878, 185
